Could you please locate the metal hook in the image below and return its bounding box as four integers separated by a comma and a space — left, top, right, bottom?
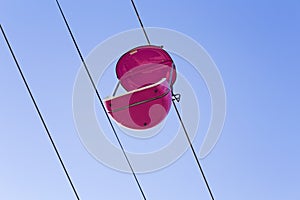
172, 93, 181, 102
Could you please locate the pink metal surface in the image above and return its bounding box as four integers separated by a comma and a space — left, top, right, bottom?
116, 45, 176, 91
105, 79, 171, 130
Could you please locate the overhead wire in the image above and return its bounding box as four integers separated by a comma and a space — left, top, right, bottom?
130, 0, 151, 45
172, 97, 215, 200
0, 24, 81, 200
129, 1, 216, 199
54, 1, 147, 199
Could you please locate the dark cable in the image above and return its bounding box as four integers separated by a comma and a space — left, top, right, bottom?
0, 24, 81, 200
130, 0, 151, 45
172, 97, 215, 200
131, 0, 216, 198
54, 1, 147, 199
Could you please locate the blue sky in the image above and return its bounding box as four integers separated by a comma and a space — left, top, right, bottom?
1, 0, 300, 199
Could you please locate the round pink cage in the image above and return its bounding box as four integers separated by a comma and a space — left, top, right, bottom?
104, 45, 176, 130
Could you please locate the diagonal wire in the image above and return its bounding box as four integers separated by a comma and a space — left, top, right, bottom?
129, 0, 216, 198
172, 98, 215, 200
54, 1, 147, 199
0, 25, 81, 200
130, 0, 151, 45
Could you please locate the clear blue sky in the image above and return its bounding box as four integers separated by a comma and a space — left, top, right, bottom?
1, 0, 300, 199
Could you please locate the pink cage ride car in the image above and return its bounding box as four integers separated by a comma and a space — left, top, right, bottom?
104, 45, 177, 130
